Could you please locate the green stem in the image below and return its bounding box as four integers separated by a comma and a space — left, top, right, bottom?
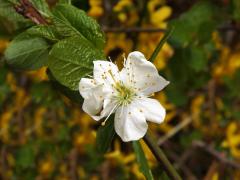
143, 132, 182, 180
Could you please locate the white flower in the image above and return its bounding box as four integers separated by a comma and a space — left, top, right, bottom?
79, 51, 169, 142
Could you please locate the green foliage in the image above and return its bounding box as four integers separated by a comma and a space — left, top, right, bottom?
0, 0, 26, 23
30, 81, 63, 107
0, 0, 30, 36
31, 0, 52, 16
169, 2, 219, 47
180, 131, 202, 148
189, 46, 208, 72
132, 141, 154, 180
96, 118, 115, 154
5, 32, 49, 70
166, 1, 221, 107
149, 27, 173, 62
15, 145, 35, 168
48, 36, 104, 90
27, 25, 60, 42
232, 0, 240, 20
48, 70, 83, 104
0, 64, 10, 108
58, 0, 72, 4
52, 4, 105, 49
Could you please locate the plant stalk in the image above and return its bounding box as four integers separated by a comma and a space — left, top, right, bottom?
143, 132, 182, 180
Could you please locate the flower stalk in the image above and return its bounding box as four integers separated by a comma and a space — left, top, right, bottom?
143, 132, 182, 180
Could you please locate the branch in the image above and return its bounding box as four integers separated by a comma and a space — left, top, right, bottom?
14, 0, 48, 25
193, 141, 240, 169
143, 133, 182, 180
102, 27, 166, 33
157, 117, 192, 146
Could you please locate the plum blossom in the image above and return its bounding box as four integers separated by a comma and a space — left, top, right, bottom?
79, 51, 169, 142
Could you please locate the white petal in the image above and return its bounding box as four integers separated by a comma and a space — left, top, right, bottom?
79, 78, 96, 98
82, 96, 103, 119
92, 98, 118, 121
122, 51, 169, 96
93, 61, 120, 86
79, 78, 106, 120
114, 102, 148, 142
136, 97, 166, 124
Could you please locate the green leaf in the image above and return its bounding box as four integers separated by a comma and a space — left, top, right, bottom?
149, 27, 174, 62
52, 4, 105, 49
96, 118, 115, 154
31, 0, 51, 16
27, 25, 60, 42
188, 47, 207, 72
48, 36, 105, 90
58, 0, 71, 4
0, 0, 27, 23
132, 141, 154, 180
5, 32, 49, 70
0, 0, 30, 34
47, 69, 83, 104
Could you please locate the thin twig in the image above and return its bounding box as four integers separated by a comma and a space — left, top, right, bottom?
143, 133, 182, 180
193, 141, 240, 169
158, 117, 192, 146
14, 0, 48, 25
102, 27, 166, 33
69, 148, 78, 180
168, 149, 198, 180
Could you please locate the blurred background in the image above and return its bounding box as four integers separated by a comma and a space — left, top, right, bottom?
1, 0, 240, 179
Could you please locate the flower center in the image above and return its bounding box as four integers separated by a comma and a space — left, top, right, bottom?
115, 82, 136, 106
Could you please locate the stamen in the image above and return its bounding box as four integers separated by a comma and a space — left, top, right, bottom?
101, 103, 119, 126
108, 70, 117, 84
108, 56, 113, 62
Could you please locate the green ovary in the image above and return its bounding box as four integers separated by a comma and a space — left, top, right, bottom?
115, 83, 135, 105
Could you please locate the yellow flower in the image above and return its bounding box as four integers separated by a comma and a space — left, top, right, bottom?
113, 0, 138, 24
113, 0, 132, 12
213, 46, 240, 79
88, 6, 104, 17
25, 67, 48, 81
74, 130, 96, 153
138, 32, 174, 70
39, 156, 55, 175
131, 163, 146, 180
33, 107, 46, 136
150, 6, 172, 28
88, 0, 103, 18
222, 122, 240, 158
191, 95, 205, 128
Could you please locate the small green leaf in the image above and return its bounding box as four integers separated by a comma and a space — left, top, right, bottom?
48, 36, 105, 90
132, 141, 154, 180
15, 145, 35, 168
5, 32, 49, 70
149, 27, 174, 62
96, 118, 115, 154
52, 4, 105, 49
